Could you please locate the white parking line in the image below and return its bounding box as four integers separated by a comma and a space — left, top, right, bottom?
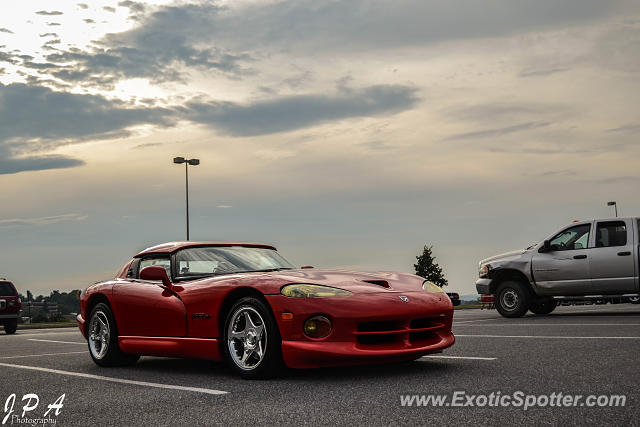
0, 352, 86, 359
422, 355, 496, 361
456, 334, 640, 339
0, 362, 228, 395
28, 339, 85, 345
453, 318, 500, 324
455, 323, 640, 327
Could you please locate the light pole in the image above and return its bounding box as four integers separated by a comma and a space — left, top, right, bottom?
607, 201, 618, 217
173, 156, 200, 240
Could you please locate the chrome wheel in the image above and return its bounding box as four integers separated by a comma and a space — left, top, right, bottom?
89, 310, 110, 360
227, 306, 267, 370
500, 289, 519, 311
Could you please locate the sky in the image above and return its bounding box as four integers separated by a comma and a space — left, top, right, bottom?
1, 0, 639, 296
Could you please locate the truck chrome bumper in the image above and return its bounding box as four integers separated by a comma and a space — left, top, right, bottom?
475, 278, 492, 294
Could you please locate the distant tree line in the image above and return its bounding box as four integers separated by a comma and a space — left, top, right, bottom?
19, 290, 81, 315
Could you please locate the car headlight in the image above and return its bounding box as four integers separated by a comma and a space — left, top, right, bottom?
281, 284, 353, 298
479, 264, 490, 278
422, 281, 445, 293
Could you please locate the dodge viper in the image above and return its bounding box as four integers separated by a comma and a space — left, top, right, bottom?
77, 242, 455, 379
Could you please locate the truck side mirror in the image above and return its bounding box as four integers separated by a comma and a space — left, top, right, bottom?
539, 240, 551, 253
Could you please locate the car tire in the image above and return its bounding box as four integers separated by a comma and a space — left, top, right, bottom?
529, 298, 556, 315
3, 319, 18, 335
222, 296, 283, 380
87, 302, 140, 367
495, 280, 532, 318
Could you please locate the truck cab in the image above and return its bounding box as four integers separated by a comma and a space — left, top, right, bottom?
476, 218, 640, 317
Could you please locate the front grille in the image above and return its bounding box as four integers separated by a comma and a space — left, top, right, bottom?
357, 334, 401, 346
358, 321, 400, 332
355, 316, 446, 347
410, 318, 434, 329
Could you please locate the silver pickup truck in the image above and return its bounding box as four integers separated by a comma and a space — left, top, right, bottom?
476, 217, 640, 317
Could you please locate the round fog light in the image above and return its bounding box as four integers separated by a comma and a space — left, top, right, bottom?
303, 316, 332, 339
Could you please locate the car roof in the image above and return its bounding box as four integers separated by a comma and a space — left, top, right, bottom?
135, 241, 277, 257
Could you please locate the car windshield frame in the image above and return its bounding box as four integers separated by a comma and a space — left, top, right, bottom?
171, 245, 295, 281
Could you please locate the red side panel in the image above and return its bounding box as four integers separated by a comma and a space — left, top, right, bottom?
118, 336, 222, 361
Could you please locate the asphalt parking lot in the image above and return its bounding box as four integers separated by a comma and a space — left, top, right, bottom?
1, 304, 638, 426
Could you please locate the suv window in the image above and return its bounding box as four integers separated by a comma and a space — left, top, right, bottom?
550, 224, 590, 251
138, 258, 171, 278
0, 281, 16, 296
595, 221, 627, 247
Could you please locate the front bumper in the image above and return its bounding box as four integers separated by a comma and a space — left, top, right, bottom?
0, 313, 19, 320
282, 331, 455, 369
475, 278, 492, 294
265, 291, 455, 369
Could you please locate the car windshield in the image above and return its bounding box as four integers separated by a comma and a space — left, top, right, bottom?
174, 246, 295, 278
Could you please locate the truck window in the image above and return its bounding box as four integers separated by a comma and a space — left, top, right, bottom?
549, 224, 590, 251
0, 282, 16, 296
595, 221, 627, 247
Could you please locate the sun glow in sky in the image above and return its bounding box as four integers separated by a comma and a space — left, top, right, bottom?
1, 1, 639, 295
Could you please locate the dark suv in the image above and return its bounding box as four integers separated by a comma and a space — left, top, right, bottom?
0, 279, 21, 334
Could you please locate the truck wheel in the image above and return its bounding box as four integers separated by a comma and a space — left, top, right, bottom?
529, 298, 556, 315
4, 319, 18, 334
495, 281, 532, 318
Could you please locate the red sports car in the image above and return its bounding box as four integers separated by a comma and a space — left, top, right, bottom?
77, 242, 454, 378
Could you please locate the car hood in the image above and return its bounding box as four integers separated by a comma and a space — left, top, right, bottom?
480, 249, 528, 265
235, 269, 426, 294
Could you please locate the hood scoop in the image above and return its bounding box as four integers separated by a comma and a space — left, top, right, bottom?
361, 279, 390, 288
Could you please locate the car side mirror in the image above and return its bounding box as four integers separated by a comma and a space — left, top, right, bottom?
140, 266, 172, 288
538, 240, 551, 253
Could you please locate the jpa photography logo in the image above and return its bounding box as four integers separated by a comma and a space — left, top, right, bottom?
2, 394, 65, 426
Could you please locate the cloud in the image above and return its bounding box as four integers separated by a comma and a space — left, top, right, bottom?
606, 123, 640, 134
0, 82, 418, 173
0, 28, 13, 34
166, 0, 625, 53
77, 3, 88, 9
46, 22, 61, 26
443, 121, 551, 141
83, 19, 95, 24
118, 1, 146, 15
443, 102, 571, 123
103, 6, 116, 13
34, 6, 251, 87
519, 67, 569, 77
0, 83, 175, 174
39, 33, 59, 38
0, 154, 85, 175
183, 85, 420, 136
0, 213, 87, 228
35, 11, 64, 16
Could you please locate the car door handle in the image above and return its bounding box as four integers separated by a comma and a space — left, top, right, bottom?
618, 251, 631, 256
573, 254, 587, 259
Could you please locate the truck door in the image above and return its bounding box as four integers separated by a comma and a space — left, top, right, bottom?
531, 223, 591, 295
589, 219, 636, 293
